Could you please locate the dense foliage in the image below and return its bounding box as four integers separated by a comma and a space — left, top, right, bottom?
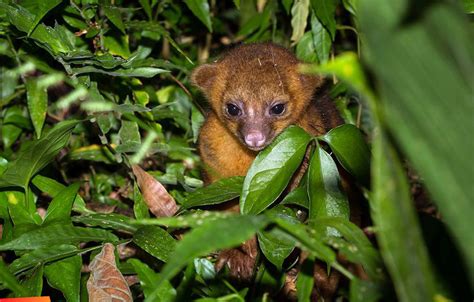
0, 0, 472, 301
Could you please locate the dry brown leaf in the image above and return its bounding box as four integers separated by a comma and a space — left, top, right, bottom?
132, 165, 178, 217
87, 243, 133, 302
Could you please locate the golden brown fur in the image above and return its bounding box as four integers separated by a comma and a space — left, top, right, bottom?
192, 42, 342, 183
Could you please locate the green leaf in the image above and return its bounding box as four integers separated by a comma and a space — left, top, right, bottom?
72, 213, 137, 233
26, 78, 48, 139
281, 185, 308, 208
274, 218, 335, 263
315, 218, 383, 280
184, 0, 213, 32
43, 183, 79, 225
321, 124, 371, 186
31, 175, 90, 214
233, 0, 241, 9
103, 6, 126, 34
310, 12, 331, 63
360, 0, 474, 282
282, 0, 294, 14
350, 278, 385, 302
310, 0, 337, 39
296, 31, 319, 63
0, 259, 30, 297
128, 259, 176, 300
0, 224, 118, 251
296, 258, 315, 302
133, 226, 176, 262
71, 66, 169, 78
463, 0, 474, 13
146, 215, 269, 302
139, 0, 152, 20
182, 176, 243, 209
258, 206, 298, 269
371, 131, 438, 301
44, 255, 82, 302
307, 143, 349, 236
133, 183, 150, 219
26, 0, 62, 36
119, 120, 141, 145
240, 126, 311, 214
133, 211, 234, 229
9, 244, 79, 275
21, 266, 43, 297
290, 0, 310, 43
0, 120, 80, 190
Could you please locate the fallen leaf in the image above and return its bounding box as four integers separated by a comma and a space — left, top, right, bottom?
132, 165, 178, 217
87, 243, 133, 302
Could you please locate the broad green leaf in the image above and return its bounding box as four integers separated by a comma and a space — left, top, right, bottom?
371, 131, 439, 301
103, 6, 126, 34
257, 206, 298, 269
26, 0, 62, 36
0, 120, 80, 190
43, 183, 79, 225
133, 211, 234, 229
133, 226, 176, 262
9, 244, 79, 274
133, 183, 150, 219
194, 258, 215, 280
68, 144, 116, 164
21, 266, 43, 297
360, 0, 474, 282
31, 175, 90, 214
72, 213, 137, 233
296, 258, 315, 302
71, 66, 169, 78
128, 259, 176, 300
0, 225, 118, 251
44, 255, 82, 302
310, 12, 331, 63
182, 176, 243, 209
310, 0, 337, 39
0, 259, 30, 297
26, 78, 47, 138
184, 0, 213, 32
146, 215, 269, 302
321, 124, 371, 186
307, 143, 349, 236
290, 0, 310, 43
240, 126, 311, 214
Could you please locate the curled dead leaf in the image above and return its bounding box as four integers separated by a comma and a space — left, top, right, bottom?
87, 243, 133, 302
132, 165, 178, 217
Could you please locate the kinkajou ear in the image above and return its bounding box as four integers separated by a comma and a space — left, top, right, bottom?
190, 64, 218, 93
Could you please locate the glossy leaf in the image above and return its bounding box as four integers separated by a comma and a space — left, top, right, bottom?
296, 258, 315, 302
0, 120, 79, 190
184, 0, 213, 32
133, 226, 176, 262
0, 225, 118, 251
133, 211, 235, 229
257, 206, 298, 269
44, 255, 82, 302
42, 183, 79, 225
21, 266, 43, 297
182, 176, 244, 209
26, 78, 48, 138
350, 278, 384, 302
371, 131, 439, 301
240, 126, 311, 214
307, 143, 349, 236
146, 215, 269, 301
26, 0, 62, 36
72, 213, 137, 233
322, 124, 371, 187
